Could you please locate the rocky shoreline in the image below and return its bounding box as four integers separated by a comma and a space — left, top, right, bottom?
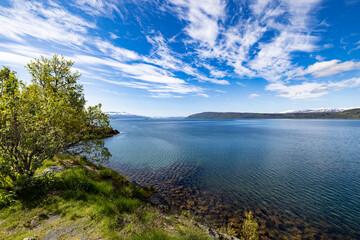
104, 129, 120, 137
110, 162, 359, 240
105, 131, 358, 239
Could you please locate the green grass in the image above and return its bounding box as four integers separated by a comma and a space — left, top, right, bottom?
0, 156, 211, 240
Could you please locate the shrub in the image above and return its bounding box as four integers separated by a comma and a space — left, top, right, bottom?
0, 191, 15, 208
13, 174, 58, 202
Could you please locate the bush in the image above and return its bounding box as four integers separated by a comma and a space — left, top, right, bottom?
13, 174, 58, 202
0, 191, 15, 208
98, 168, 118, 179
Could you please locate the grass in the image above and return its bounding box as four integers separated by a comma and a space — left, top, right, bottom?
0, 155, 211, 240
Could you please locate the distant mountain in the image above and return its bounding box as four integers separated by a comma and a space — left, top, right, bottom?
106, 112, 149, 119
187, 108, 360, 119
280, 107, 360, 114
151, 116, 185, 120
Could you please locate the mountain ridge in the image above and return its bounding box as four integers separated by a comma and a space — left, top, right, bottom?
187, 108, 360, 119
280, 107, 360, 114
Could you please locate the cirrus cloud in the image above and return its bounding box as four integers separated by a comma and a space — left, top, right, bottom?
266, 78, 360, 99
300, 59, 360, 77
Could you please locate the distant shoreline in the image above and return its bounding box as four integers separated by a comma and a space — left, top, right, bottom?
187, 108, 360, 119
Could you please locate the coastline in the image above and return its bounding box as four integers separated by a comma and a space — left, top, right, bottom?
110, 161, 359, 240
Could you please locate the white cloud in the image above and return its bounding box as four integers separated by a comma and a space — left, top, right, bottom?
315, 55, 325, 61
150, 93, 183, 98
169, 0, 321, 82
94, 39, 141, 61
169, 0, 225, 46
74, 0, 122, 18
0, 51, 32, 66
248, 93, 260, 98
144, 33, 229, 85
266, 78, 360, 99
73, 54, 185, 84
197, 93, 209, 98
236, 82, 246, 87
0, 0, 96, 47
249, 31, 316, 80
210, 69, 227, 78
2, 0, 357, 102
0, 42, 207, 98
109, 32, 120, 39
301, 60, 360, 77
215, 89, 226, 93
101, 89, 119, 95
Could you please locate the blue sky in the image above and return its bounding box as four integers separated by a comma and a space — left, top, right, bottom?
0, 0, 360, 116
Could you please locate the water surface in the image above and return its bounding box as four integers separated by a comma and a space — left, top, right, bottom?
105, 119, 360, 238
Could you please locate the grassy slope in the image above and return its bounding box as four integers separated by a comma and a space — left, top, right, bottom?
0, 155, 211, 240
187, 108, 360, 119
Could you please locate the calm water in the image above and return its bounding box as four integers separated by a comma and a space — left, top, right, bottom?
105, 119, 360, 237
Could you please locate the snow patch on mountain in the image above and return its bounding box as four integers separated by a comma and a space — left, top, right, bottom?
105, 112, 148, 119
280, 107, 360, 114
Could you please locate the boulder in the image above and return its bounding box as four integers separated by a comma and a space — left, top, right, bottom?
43, 166, 64, 175
108, 129, 120, 135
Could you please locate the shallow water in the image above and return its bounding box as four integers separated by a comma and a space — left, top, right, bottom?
105, 119, 360, 238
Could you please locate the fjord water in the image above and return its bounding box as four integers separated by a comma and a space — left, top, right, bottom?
105, 119, 360, 237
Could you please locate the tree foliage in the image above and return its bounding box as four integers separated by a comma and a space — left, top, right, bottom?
0, 55, 111, 190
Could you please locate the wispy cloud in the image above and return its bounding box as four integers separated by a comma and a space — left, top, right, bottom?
0, 0, 96, 47
1, 0, 359, 103
266, 78, 360, 99
236, 82, 246, 87
144, 33, 229, 85
0, 0, 215, 98
150, 93, 184, 98
301, 60, 360, 77
73, 0, 122, 18
168, 0, 320, 82
101, 89, 119, 95
249, 93, 260, 98
169, 0, 225, 46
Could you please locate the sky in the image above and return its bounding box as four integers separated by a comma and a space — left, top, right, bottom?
0, 0, 360, 117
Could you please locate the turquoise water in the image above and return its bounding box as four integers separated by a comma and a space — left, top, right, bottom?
105, 119, 360, 237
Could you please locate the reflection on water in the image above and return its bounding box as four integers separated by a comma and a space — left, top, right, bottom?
105, 119, 360, 239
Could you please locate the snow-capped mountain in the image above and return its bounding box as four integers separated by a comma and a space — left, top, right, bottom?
280, 107, 360, 114
105, 112, 148, 119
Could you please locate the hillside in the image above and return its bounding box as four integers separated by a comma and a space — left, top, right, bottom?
106, 112, 149, 119
0, 155, 215, 240
187, 108, 360, 119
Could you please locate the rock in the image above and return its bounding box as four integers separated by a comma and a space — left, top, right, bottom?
221, 234, 234, 240
63, 161, 76, 168
149, 192, 170, 208
43, 166, 64, 175
108, 129, 120, 135
84, 165, 97, 173
208, 228, 220, 239
104, 129, 120, 137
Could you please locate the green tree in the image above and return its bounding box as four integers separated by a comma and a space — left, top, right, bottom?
0, 55, 111, 190
241, 211, 259, 240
